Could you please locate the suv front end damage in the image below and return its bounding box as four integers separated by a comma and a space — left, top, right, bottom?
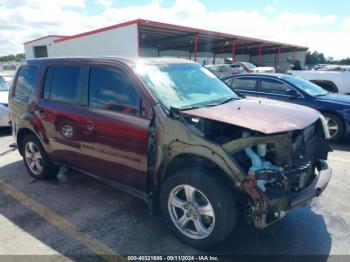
225, 121, 332, 228
151, 98, 332, 230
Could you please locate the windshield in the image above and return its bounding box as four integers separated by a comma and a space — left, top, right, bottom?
242, 62, 256, 69
0, 76, 9, 91
284, 75, 328, 96
135, 62, 238, 110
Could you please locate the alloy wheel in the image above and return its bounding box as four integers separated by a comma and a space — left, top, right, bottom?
168, 184, 215, 239
325, 116, 339, 139
24, 141, 43, 175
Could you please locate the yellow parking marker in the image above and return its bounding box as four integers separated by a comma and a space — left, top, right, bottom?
0, 179, 125, 262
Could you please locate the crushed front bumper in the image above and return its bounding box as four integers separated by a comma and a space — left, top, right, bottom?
251, 160, 332, 229
290, 161, 332, 208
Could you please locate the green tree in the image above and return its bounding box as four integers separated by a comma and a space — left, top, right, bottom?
0, 53, 25, 62
305, 51, 326, 65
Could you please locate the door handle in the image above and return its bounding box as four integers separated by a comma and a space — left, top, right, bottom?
37, 109, 46, 117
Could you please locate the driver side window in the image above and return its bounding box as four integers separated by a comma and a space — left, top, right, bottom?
260, 79, 292, 95
88, 66, 140, 115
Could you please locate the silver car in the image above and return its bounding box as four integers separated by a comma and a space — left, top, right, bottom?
0, 74, 10, 127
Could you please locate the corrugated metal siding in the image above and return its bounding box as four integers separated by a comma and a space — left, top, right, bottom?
54, 24, 138, 57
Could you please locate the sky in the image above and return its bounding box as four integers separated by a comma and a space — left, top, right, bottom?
0, 0, 349, 59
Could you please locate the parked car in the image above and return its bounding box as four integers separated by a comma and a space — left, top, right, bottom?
231, 62, 275, 73
204, 64, 241, 78
224, 73, 350, 142
0, 74, 10, 127
9, 57, 332, 249
288, 67, 350, 94
0, 72, 13, 86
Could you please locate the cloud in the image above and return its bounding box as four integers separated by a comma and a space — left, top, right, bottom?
343, 17, 350, 29
95, 0, 113, 8
265, 0, 278, 14
0, 0, 347, 59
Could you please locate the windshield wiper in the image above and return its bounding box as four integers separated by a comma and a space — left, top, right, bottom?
204, 97, 237, 107
177, 105, 202, 111
178, 97, 237, 111
216, 97, 237, 105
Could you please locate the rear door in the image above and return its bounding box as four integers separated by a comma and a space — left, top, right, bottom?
10, 65, 39, 132
37, 65, 89, 168
229, 77, 259, 96
77, 65, 152, 192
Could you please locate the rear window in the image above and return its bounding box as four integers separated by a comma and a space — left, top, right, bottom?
14, 66, 39, 100
260, 79, 291, 95
231, 78, 257, 91
44, 66, 82, 104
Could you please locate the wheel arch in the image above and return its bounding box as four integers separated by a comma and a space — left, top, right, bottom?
16, 128, 42, 156
319, 110, 345, 138
319, 110, 345, 127
159, 153, 236, 191
311, 80, 339, 93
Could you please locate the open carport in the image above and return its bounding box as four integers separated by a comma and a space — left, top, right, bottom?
24, 19, 307, 71
138, 19, 307, 70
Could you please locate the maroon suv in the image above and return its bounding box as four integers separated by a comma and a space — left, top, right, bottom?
9, 57, 332, 249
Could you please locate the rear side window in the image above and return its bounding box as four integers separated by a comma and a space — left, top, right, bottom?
260, 79, 291, 95
231, 78, 257, 91
88, 66, 140, 114
14, 66, 39, 100
43, 66, 82, 104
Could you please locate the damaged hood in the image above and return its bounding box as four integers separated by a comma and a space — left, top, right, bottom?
182, 97, 320, 134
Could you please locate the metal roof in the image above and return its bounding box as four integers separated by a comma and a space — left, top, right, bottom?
138, 19, 307, 55
24, 19, 308, 55
25, 56, 195, 66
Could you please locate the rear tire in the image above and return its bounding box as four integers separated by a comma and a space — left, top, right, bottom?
323, 113, 344, 142
22, 134, 59, 179
160, 168, 237, 249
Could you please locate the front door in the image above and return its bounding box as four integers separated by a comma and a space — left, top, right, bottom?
78, 65, 151, 192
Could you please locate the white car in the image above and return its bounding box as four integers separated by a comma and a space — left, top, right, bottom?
0, 73, 10, 127
204, 64, 235, 78
231, 62, 275, 73
289, 68, 350, 95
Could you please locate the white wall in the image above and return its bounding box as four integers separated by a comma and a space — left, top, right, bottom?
54, 24, 138, 57
188, 52, 214, 65
24, 37, 61, 59
140, 48, 158, 57
208, 53, 251, 65
158, 49, 190, 58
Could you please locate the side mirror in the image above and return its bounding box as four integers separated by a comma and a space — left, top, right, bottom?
286, 88, 299, 99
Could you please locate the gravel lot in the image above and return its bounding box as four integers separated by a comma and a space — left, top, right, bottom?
0, 127, 349, 261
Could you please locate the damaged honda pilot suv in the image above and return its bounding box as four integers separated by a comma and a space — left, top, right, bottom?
9, 57, 332, 249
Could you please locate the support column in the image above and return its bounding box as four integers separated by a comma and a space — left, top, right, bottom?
258, 46, 262, 66
137, 22, 141, 57
194, 33, 198, 62
231, 39, 236, 63
276, 47, 281, 71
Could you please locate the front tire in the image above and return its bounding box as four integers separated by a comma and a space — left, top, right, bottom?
323, 113, 344, 142
22, 134, 59, 179
160, 168, 237, 249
